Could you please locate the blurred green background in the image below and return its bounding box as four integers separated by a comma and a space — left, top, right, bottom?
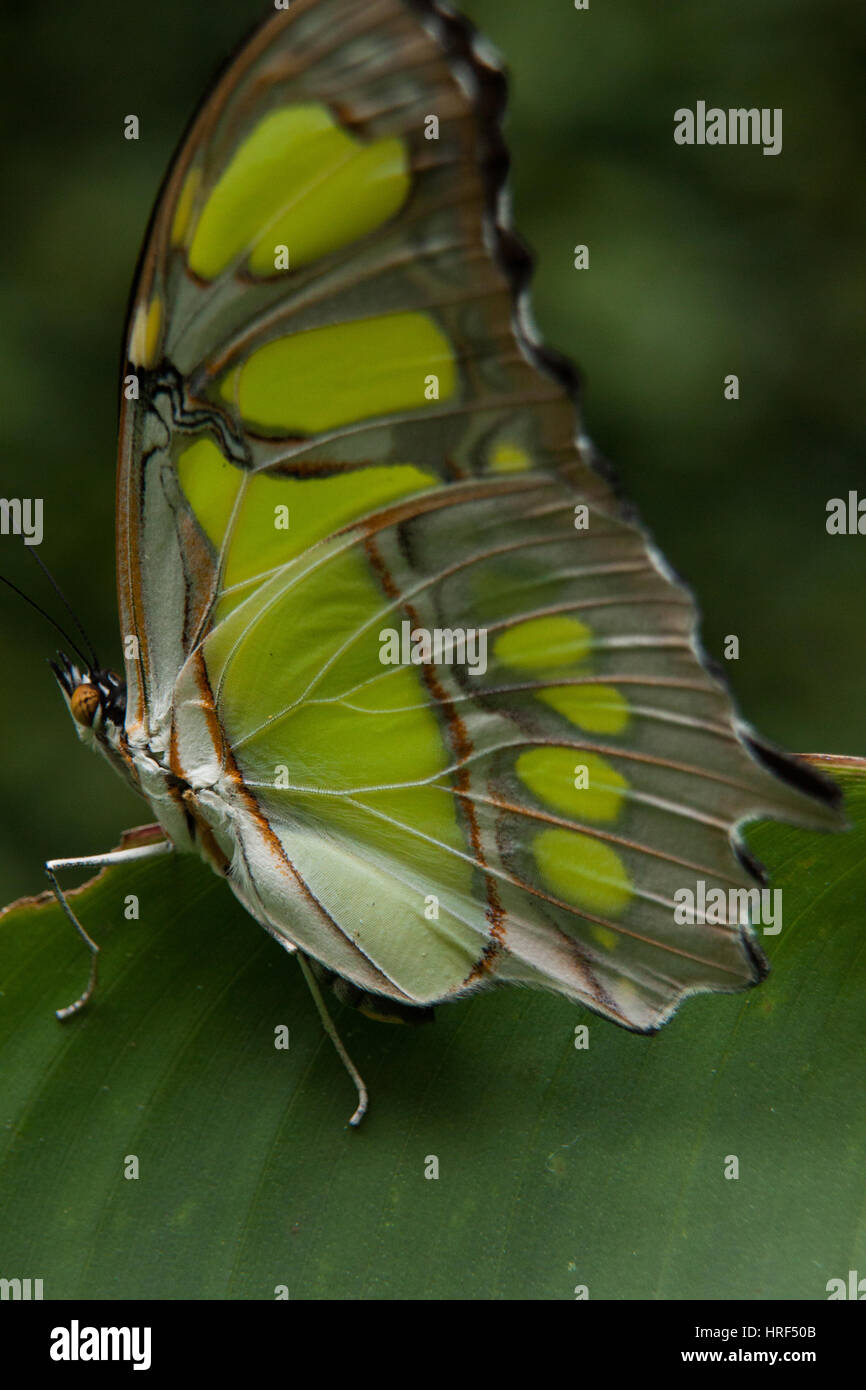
0, 0, 862, 905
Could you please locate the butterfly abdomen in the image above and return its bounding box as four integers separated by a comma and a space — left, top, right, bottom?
309, 960, 435, 1025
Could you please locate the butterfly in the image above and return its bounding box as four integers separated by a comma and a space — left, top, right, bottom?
46, 0, 840, 1124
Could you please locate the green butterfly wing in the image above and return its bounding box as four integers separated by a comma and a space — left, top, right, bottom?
116, 0, 839, 1026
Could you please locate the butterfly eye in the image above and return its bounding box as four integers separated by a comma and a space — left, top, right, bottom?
70, 683, 101, 728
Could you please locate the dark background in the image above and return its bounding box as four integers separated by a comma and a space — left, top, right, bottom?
0, 0, 862, 905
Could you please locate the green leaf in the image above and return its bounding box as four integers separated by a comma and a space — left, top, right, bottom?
0, 758, 863, 1300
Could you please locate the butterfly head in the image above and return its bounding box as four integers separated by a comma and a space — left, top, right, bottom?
50, 653, 126, 743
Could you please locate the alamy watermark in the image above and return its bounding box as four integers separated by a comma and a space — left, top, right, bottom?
50, 1321, 151, 1370
379, 620, 488, 676
0, 1276, 43, 1299
0, 497, 43, 546
674, 881, 782, 935
826, 491, 866, 535
674, 103, 782, 156
826, 1269, 866, 1299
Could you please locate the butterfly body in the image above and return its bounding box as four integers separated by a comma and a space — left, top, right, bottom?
47, 0, 839, 1049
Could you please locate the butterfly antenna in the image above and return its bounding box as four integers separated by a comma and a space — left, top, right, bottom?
0, 572, 94, 671
297, 953, 369, 1127
26, 543, 101, 669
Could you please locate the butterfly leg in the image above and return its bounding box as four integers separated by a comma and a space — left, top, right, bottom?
297, 952, 369, 1128
45, 839, 174, 1019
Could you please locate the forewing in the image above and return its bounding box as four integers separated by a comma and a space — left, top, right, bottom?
116, 0, 840, 1023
